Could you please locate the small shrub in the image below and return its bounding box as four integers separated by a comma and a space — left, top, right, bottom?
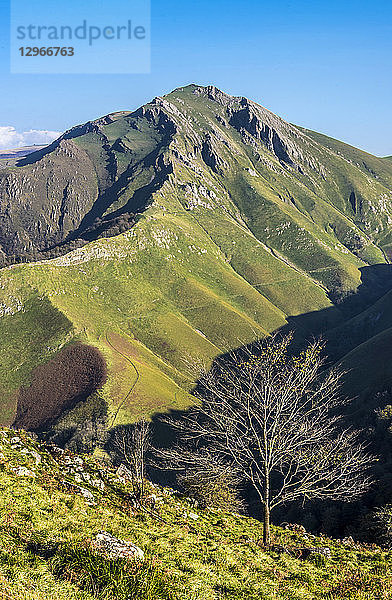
178, 470, 245, 512
367, 505, 392, 547
306, 553, 327, 568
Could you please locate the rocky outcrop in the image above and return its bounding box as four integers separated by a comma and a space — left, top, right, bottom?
228, 99, 295, 166
302, 546, 332, 560
1, 83, 392, 271
201, 134, 228, 174
92, 531, 144, 561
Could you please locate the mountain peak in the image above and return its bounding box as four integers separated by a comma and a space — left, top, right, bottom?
167, 83, 245, 105
1, 83, 392, 276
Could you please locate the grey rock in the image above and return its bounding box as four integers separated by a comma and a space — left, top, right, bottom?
303, 546, 331, 560
91, 478, 105, 491
21, 448, 42, 465
78, 487, 95, 503
92, 531, 144, 561
116, 463, 134, 482
12, 466, 36, 478
342, 536, 355, 546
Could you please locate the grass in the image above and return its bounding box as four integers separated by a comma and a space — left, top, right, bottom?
50, 543, 175, 599
2, 83, 392, 428
0, 202, 331, 428
0, 426, 392, 599
339, 326, 392, 398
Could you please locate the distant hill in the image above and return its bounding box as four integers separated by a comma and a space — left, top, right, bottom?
0, 144, 47, 168
0, 144, 47, 158
1, 84, 392, 437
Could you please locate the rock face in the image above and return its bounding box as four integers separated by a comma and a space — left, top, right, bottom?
227, 99, 294, 166
91, 531, 144, 561
0, 108, 175, 264
0, 140, 99, 258
302, 546, 332, 560
1, 83, 392, 270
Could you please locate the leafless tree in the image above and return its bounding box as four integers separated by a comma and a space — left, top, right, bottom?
158, 334, 374, 545
109, 420, 151, 499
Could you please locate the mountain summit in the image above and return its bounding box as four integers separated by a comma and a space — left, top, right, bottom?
1, 84, 392, 273
1, 84, 392, 433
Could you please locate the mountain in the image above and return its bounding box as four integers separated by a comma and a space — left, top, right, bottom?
0, 426, 391, 599
1, 84, 392, 438
0, 144, 48, 170
0, 144, 47, 159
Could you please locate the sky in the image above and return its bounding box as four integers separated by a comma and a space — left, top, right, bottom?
0, 0, 391, 155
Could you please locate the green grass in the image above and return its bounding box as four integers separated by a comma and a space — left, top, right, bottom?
50, 543, 175, 600
2, 83, 392, 426
0, 426, 392, 600
0, 203, 331, 426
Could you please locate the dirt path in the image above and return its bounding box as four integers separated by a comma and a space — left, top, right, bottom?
105, 332, 140, 427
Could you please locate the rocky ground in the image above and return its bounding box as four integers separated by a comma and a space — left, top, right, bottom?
0, 425, 391, 599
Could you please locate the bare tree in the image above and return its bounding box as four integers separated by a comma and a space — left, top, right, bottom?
158, 335, 374, 545
108, 420, 151, 499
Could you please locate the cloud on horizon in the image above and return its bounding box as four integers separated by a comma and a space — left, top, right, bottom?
0, 126, 61, 151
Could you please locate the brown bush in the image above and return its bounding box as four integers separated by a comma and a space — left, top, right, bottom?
177, 470, 245, 512
13, 343, 107, 431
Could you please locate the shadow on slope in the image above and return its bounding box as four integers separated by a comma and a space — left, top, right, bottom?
143, 263, 392, 533
278, 263, 392, 359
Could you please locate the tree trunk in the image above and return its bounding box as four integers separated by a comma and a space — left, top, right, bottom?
263, 502, 271, 546
263, 466, 271, 546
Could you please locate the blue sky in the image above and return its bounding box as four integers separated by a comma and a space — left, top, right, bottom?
0, 0, 391, 155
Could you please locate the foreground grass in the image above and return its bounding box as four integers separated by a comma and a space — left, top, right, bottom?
0, 427, 391, 599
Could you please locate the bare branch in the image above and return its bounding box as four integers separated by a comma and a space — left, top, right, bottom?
155, 334, 375, 545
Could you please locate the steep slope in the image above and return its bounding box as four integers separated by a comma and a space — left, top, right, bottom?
1, 84, 392, 432
0, 426, 391, 600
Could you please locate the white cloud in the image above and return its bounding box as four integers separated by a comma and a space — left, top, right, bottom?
0, 126, 61, 151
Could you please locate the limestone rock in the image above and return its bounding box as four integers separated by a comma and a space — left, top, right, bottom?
303, 546, 331, 560
92, 531, 144, 561
21, 448, 42, 465
12, 466, 36, 478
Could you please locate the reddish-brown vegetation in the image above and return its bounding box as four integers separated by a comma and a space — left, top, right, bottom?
13, 343, 107, 431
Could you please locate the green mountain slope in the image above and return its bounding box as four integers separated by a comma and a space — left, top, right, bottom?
1, 84, 392, 432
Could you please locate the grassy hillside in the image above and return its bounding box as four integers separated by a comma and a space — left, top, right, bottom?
2, 84, 392, 432
0, 426, 391, 600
